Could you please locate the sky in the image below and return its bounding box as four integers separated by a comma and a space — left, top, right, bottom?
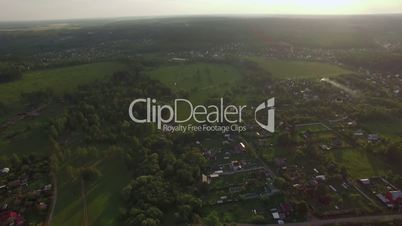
0, 0, 402, 21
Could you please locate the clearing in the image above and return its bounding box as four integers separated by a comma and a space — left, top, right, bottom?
0, 62, 128, 103
147, 63, 241, 104
247, 57, 353, 79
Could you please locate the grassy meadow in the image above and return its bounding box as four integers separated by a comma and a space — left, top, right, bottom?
247, 57, 353, 79
362, 118, 402, 141
147, 63, 241, 104
0, 62, 128, 103
53, 158, 131, 226
331, 149, 390, 179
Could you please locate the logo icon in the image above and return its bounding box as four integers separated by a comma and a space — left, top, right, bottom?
254, 98, 275, 132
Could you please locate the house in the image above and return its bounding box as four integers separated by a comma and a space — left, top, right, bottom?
237, 142, 246, 152
37, 202, 48, 210
0, 168, 9, 175
316, 175, 326, 181
201, 174, 210, 184
271, 212, 280, 220
376, 194, 394, 208
170, 58, 187, 63
231, 161, 242, 171
0, 211, 24, 226
43, 184, 52, 191
353, 130, 364, 136
386, 190, 402, 205
359, 178, 370, 186
368, 134, 380, 142
320, 144, 331, 151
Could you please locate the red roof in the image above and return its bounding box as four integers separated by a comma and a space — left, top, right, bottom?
0, 211, 24, 225
386, 191, 402, 203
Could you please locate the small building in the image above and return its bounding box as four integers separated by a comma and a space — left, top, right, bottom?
43, 184, 52, 191
316, 175, 326, 181
37, 202, 48, 210
0, 168, 10, 174
329, 185, 337, 192
386, 190, 402, 205
359, 178, 370, 186
237, 142, 246, 152
368, 134, 380, 142
201, 174, 210, 184
272, 212, 280, 220
353, 130, 364, 136
231, 161, 242, 171
376, 194, 394, 208
320, 144, 331, 151
0, 211, 24, 226
170, 58, 187, 63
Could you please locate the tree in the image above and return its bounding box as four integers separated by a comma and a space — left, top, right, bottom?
295, 201, 309, 216
81, 166, 101, 182
203, 211, 221, 226
0, 66, 22, 83
250, 215, 266, 224
127, 175, 172, 208
277, 132, 293, 146
273, 177, 287, 189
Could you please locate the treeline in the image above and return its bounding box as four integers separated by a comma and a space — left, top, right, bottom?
338, 52, 402, 74
0, 65, 22, 83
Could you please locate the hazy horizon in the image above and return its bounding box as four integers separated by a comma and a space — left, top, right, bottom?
1, 0, 402, 22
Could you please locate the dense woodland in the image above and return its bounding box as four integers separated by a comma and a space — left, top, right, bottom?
0, 65, 22, 83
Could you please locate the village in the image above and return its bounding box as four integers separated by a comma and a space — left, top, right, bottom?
197, 117, 402, 224
0, 155, 52, 226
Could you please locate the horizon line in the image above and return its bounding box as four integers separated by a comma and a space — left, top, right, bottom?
2, 12, 402, 23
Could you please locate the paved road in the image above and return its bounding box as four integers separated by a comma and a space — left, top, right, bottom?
237, 213, 402, 226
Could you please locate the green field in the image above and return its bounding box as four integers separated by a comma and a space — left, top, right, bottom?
332, 149, 390, 178
147, 63, 241, 103
0, 62, 128, 103
53, 158, 130, 226
362, 119, 402, 141
247, 57, 353, 79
